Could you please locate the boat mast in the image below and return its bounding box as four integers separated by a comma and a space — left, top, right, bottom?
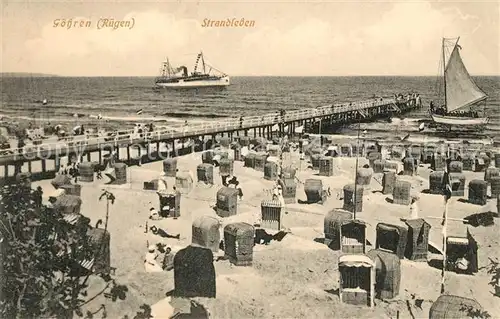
442, 38, 447, 113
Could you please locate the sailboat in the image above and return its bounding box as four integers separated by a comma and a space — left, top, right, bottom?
430, 37, 489, 128
154, 51, 230, 89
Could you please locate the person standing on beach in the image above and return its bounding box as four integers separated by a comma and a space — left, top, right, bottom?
227, 176, 243, 200
409, 196, 419, 219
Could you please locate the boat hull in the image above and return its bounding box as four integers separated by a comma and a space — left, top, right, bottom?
430, 114, 489, 126
155, 76, 230, 89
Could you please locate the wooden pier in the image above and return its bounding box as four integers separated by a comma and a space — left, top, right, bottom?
0, 97, 420, 181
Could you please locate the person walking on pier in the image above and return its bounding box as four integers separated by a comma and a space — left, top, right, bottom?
239, 116, 244, 129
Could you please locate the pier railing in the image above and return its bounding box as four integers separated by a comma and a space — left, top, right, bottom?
0, 97, 401, 161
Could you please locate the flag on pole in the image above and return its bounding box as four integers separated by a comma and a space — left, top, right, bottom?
136, 109, 143, 115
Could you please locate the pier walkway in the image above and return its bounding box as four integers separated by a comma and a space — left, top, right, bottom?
0, 96, 420, 177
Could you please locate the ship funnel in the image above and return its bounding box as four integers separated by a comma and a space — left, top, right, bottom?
177, 66, 188, 77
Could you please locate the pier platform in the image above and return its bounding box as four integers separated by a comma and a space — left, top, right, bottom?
0, 97, 420, 180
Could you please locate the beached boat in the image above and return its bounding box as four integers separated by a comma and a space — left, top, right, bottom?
429, 37, 489, 129
154, 51, 230, 89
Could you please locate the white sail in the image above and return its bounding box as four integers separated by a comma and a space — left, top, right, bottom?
445, 45, 487, 113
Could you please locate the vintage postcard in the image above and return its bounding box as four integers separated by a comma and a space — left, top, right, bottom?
0, 0, 499, 318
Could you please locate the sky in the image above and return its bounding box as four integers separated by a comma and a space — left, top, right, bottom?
1, 0, 498, 76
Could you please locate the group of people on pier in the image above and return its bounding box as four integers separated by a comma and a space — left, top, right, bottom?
394, 92, 421, 107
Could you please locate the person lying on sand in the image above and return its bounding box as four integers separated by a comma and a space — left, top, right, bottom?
150, 225, 180, 240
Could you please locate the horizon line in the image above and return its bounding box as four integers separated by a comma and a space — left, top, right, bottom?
2, 73, 499, 77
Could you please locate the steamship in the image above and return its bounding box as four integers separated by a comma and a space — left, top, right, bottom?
154, 51, 230, 89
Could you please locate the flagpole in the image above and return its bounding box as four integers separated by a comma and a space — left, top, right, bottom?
440, 166, 452, 294
441, 200, 448, 294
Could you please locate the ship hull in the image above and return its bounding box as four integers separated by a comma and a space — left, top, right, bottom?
155, 76, 230, 89
430, 114, 489, 126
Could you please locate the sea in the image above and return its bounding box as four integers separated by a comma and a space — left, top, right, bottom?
1, 76, 499, 142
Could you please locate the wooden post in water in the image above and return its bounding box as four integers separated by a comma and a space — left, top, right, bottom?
4, 165, 8, 178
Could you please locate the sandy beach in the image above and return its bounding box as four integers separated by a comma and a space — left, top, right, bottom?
29, 140, 500, 319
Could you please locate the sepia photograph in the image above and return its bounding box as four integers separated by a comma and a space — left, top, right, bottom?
0, 0, 499, 318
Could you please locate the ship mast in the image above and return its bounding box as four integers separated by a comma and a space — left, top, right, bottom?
201, 51, 206, 74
